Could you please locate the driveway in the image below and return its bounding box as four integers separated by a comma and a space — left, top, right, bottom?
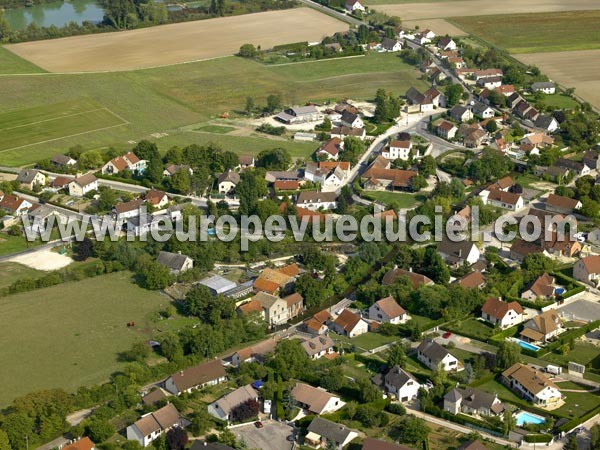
556, 296, 600, 322
231, 420, 294, 450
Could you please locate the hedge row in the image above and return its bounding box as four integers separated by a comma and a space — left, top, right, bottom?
488, 325, 520, 345
524, 434, 553, 443
558, 403, 600, 433
505, 295, 554, 311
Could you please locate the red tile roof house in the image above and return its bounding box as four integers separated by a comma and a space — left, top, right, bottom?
480, 297, 524, 329
573, 255, 600, 286
316, 137, 343, 161
368, 296, 410, 324
0, 194, 33, 216
126, 403, 185, 447
456, 271, 486, 290
331, 309, 368, 338
101, 152, 146, 175
521, 273, 556, 301
164, 359, 226, 395
546, 194, 582, 215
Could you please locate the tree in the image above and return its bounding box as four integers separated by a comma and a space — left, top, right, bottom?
136, 259, 171, 290
486, 120, 498, 133
393, 415, 429, 444
411, 174, 427, 191
239, 43, 258, 57
502, 409, 516, 435
245, 97, 255, 114
420, 155, 437, 177
0, 431, 9, 450
445, 83, 463, 107
563, 433, 578, 450
76, 237, 94, 261
2, 413, 34, 450
387, 344, 407, 368
356, 377, 381, 403
237, 171, 268, 215
79, 150, 104, 169
579, 196, 600, 218
230, 399, 260, 422
166, 427, 188, 450
102, 0, 137, 29
522, 253, 554, 278
85, 417, 115, 442
497, 340, 521, 369
159, 332, 184, 361
0, 10, 10, 42
266, 94, 282, 113
256, 148, 291, 170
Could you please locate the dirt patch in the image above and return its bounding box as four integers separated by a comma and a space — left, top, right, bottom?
8, 249, 72, 271
516, 49, 600, 111
402, 19, 466, 36
5, 9, 348, 73
374, 0, 600, 19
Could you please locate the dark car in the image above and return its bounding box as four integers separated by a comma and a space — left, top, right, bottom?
286, 435, 295, 442
442, 332, 452, 339
254, 421, 263, 429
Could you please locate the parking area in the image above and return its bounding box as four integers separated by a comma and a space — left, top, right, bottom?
557, 296, 600, 322
231, 420, 294, 450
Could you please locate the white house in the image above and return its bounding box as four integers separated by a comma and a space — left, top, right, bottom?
304, 162, 350, 192
300, 335, 335, 360
381, 37, 402, 52
291, 383, 345, 415
473, 102, 495, 119
126, 404, 184, 447
368, 296, 410, 324
417, 339, 460, 371
574, 255, 600, 285
0, 194, 33, 216
502, 364, 563, 407
444, 387, 505, 417
68, 174, 98, 197
102, 152, 146, 175
438, 238, 481, 266
207, 384, 259, 422
295, 191, 337, 211
165, 360, 226, 395
306, 417, 358, 450
531, 82, 556, 95
217, 170, 240, 195
437, 120, 458, 140
382, 140, 414, 161
438, 36, 457, 51
372, 366, 420, 402
480, 188, 524, 211
331, 309, 368, 338
481, 297, 524, 329
345, 0, 365, 12
156, 251, 194, 274
340, 111, 364, 129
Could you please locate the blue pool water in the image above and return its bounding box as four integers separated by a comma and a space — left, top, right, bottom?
511, 338, 540, 352
515, 411, 546, 426
555, 287, 566, 295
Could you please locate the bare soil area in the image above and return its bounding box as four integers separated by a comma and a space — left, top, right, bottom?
8, 249, 73, 271
5, 9, 348, 73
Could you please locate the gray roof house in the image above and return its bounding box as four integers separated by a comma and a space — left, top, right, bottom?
417, 339, 459, 371
157, 251, 193, 274
197, 275, 237, 295
438, 236, 481, 266
306, 417, 359, 450
372, 366, 420, 402
444, 387, 505, 416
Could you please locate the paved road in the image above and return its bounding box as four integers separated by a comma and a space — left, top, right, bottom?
297, 0, 364, 26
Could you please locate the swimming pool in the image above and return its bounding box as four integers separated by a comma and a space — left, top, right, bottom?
515, 411, 546, 426
555, 287, 566, 295
511, 338, 540, 352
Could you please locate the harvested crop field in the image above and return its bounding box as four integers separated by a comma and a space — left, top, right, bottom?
517, 50, 600, 111
5, 8, 348, 73
373, 0, 600, 20
402, 19, 466, 36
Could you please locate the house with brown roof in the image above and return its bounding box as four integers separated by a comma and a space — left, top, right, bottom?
231, 337, 279, 367
253, 265, 299, 295
316, 137, 344, 161
102, 152, 146, 175
217, 170, 240, 195
456, 441, 489, 450
283, 292, 304, 319
208, 384, 259, 422
238, 291, 289, 325
145, 189, 170, 209
62, 438, 96, 450
291, 382, 345, 415
126, 403, 184, 447
436, 120, 458, 140
305, 161, 351, 192
296, 190, 338, 211
368, 296, 409, 324
330, 126, 366, 140
68, 174, 99, 197
165, 359, 226, 395
301, 335, 335, 360
50, 175, 73, 190
306, 417, 358, 450
546, 194, 582, 214
480, 188, 524, 211
331, 309, 368, 338
438, 237, 481, 267
142, 388, 169, 406
51, 153, 77, 167
457, 271, 486, 290
113, 198, 144, 220
381, 266, 433, 289
304, 310, 332, 336
520, 309, 563, 344
574, 255, 600, 285
237, 155, 255, 169
163, 164, 193, 178
0, 194, 33, 216
502, 363, 563, 408
510, 238, 544, 262
481, 297, 523, 329
362, 157, 418, 191
521, 273, 556, 301
382, 140, 413, 161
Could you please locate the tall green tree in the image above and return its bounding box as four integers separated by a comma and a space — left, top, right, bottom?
0, 10, 10, 41
497, 340, 521, 369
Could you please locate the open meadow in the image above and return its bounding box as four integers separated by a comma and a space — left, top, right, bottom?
0, 52, 428, 166
5, 9, 348, 72
0, 272, 173, 406
451, 11, 600, 53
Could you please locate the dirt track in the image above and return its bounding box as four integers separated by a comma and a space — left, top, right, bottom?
517, 50, 600, 111
5, 8, 348, 73
374, 0, 600, 19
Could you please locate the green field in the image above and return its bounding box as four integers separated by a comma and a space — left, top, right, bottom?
195, 124, 237, 134
445, 317, 495, 341
333, 331, 400, 351
0, 46, 45, 74
365, 0, 458, 4
0, 272, 173, 406
363, 191, 423, 208
451, 11, 600, 53
0, 52, 427, 166
0, 262, 44, 290
523, 93, 579, 110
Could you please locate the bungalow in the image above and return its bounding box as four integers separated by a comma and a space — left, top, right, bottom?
50, 175, 72, 191
381, 38, 402, 52
0, 194, 33, 216
126, 404, 184, 447
296, 191, 338, 211
305, 417, 358, 450
521, 133, 555, 148
331, 309, 368, 338
534, 115, 559, 133
522, 273, 556, 301
102, 152, 146, 175
145, 189, 170, 209
436, 120, 458, 140
291, 383, 345, 415
381, 266, 433, 288
17, 169, 46, 190
217, 170, 240, 195
275, 105, 323, 124
165, 359, 226, 395
556, 158, 590, 177
372, 366, 420, 402
68, 174, 98, 197
546, 194, 582, 214
113, 198, 144, 220
368, 296, 409, 324
207, 384, 259, 422
340, 111, 364, 129
345, 0, 365, 12
265, 170, 301, 183
304, 162, 350, 192
142, 389, 168, 407
163, 164, 193, 178
330, 126, 366, 140
477, 76, 503, 90
531, 82, 556, 95
437, 36, 456, 51
502, 363, 563, 407
238, 155, 255, 169
457, 271, 486, 289
231, 337, 279, 367
417, 339, 459, 371
127, 214, 160, 237
480, 297, 523, 329
447, 56, 465, 69
51, 153, 77, 167
444, 387, 504, 417
304, 310, 332, 336
520, 309, 562, 343
574, 255, 600, 285
438, 237, 481, 266
481, 188, 524, 211
382, 140, 413, 160
301, 335, 335, 360
450, 105, 473, 122
316, 138, 343, 161
157, 251, 193, 274
472, 102, 495, 119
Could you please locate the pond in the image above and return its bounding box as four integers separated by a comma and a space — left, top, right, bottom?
4, 0, 105, 31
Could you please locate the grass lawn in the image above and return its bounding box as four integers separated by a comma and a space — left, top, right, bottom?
541, 342, 600, 369
194, 124, 236, 134
523, 93, 579, 110
0, 262, 44, 289
445, 317, 495, 341
451, 11, 600, 53
362, 191, 423, 208
0, 232, 47, 256
554, 388, 600, 418
0, 271, 174, 406
0, 53, 426, 167
0, 46, 45, 74
333, 331, 400, 351
476, 378, 524, 404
